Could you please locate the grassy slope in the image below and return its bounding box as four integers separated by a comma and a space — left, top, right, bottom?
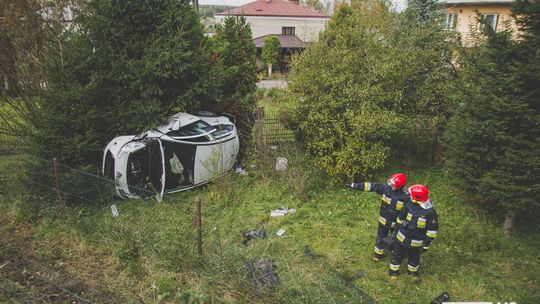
1, 153, 539, 303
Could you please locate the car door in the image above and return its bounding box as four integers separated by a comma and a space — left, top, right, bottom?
157, 139, 166, 201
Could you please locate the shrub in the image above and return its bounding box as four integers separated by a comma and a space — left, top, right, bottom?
287, 2, 456, 180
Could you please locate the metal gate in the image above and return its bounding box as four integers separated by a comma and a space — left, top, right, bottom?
254, 108, 295, 144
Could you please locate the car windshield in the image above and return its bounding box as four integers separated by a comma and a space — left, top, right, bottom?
167, 120, 214, 137
211, 124, 234, 138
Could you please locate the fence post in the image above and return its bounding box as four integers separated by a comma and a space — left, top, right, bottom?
195, 195, 203, 257
52, 158, 64, 211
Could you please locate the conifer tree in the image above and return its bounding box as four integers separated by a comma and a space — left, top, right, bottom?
444, 0, 540, 234
35, 0, 210, 167
210, 16, 257, 111
207, 16, 258, 154
261, 36, 281, 73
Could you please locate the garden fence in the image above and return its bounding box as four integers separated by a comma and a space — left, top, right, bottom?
0, 154, 376, 303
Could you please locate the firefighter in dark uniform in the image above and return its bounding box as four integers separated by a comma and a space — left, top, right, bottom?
389, 184, 439, 279
351, 173, 409, 262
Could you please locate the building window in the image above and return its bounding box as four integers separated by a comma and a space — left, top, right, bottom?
479, 14, 499, 31
444, 14, 457, 30
282, 27, 295, 35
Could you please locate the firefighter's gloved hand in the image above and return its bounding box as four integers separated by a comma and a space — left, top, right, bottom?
350, 180, 363, 189
419, 247, 429, 254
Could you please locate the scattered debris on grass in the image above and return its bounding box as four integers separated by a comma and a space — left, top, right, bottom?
235, 167, 248, 175
111, 204, 119, 217
275, 157, 288, 171
243, 229, 266, 245
246, 258, 279, 289
270, 206, 296, 217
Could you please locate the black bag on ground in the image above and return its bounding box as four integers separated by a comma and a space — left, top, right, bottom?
381, 235, 397, 250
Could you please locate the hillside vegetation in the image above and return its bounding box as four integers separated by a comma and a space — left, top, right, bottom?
1, 152, 539, 303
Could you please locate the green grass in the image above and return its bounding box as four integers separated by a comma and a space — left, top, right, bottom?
1, 152, 539, 303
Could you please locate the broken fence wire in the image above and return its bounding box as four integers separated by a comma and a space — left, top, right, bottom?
0, 154, 158, 206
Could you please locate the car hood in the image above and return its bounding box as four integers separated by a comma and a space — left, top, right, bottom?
104, 135, 136, 157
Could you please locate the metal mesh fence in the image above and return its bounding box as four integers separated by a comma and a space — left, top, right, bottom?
0, 154, 377, 303
0, 154, 159, 207
0, 133, 26, 155
254, 110, 295, 145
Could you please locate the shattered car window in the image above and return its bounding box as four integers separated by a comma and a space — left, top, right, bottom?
211, 124, 234, 138
168, 120, 214, 137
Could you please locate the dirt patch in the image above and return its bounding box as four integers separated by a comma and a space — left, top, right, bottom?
0, 215, 124, 303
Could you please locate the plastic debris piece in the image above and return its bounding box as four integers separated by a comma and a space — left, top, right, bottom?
235, 166, 248, 175
111, 204, 119, 217
270, 207, 296, 217
271, 209, 286, 217
246, 258, 279, 288
276, 228, 285, 236
243, 229, 266, 245
275, 157, 288, 171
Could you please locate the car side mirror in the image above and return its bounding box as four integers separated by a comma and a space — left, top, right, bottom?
171, 120, 181, 131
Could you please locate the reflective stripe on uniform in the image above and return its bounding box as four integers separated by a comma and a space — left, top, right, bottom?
364, 182, 372, 191
396, 217, 403, 224
426, 230, 438, 238
389, 263, 400, 271
417, 217, 426, 228
374, 246, 385, 255
391, 221, 396, 228
381, 194, 391, 204
407, 264, 419, 272
406, 213, 413, 221
397, 231, 405, 242
396, 200, 404, 210
378, 216, 387, 225
411, 239, 423, 247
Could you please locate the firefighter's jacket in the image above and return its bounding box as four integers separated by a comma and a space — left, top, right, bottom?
396, 200, 439, 249
352, 182, 410, 228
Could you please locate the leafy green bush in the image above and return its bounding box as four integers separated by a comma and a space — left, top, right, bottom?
288, 3, 456, 179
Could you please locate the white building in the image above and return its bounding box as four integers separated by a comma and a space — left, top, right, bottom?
215, 0, 330, 44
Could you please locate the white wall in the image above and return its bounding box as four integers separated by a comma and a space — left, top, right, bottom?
215, 15, 328, 42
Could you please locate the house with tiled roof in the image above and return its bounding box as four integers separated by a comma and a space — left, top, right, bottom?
440, 0, 518, 45
215, 0, 330, 70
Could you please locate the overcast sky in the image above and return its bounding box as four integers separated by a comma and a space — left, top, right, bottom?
199, 0, 407, 12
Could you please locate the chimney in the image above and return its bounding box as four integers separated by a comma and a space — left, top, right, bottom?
289, 0, 299, 5
265, 0, 271, 3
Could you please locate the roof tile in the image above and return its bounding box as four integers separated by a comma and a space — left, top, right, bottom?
216, 0, 329, 18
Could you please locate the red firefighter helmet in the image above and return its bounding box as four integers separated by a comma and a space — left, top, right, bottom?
387, 173, 407, 189
409, 184, 429, 202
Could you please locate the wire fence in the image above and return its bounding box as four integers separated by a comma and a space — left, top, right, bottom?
0, 154, 158, 208
0, 154, 376, 303
254, 108, 295, 145
0, 133, 27, 155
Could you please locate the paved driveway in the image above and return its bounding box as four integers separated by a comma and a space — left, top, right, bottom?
256, 80, 288, 89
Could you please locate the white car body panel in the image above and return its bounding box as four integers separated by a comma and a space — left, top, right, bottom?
102, 112, 239, 200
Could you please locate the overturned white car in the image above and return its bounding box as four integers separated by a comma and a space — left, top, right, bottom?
103, 112, 239, 200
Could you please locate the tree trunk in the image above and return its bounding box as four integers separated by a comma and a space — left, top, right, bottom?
503, 210, 515, 236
